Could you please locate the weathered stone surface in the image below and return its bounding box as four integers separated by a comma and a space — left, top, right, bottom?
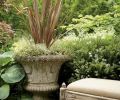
17, 55, 70, 100
60, 78, 120, 100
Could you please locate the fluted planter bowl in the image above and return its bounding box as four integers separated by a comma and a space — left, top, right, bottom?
16, 55, 70, 100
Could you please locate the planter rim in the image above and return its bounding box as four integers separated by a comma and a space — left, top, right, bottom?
15, 55, 71, 62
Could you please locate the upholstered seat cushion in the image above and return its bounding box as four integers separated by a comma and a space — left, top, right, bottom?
67, 78, 120, 99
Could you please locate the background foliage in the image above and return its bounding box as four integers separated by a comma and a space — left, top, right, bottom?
59, 0, 120, 25
62, 12, 120, 36
0, 22, 14, 53
1, 0, 120, 33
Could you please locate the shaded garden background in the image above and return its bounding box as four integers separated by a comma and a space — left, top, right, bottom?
0, 0, 120, 99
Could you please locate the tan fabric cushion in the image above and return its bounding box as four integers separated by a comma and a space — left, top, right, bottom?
67, 78, 120, 99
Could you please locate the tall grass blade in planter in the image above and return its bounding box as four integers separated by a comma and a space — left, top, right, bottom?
14, 0, 71, 100
25, 0, 62, 47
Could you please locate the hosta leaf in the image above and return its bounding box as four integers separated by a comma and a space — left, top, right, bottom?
1, 51, 14, 58
0, 69, 5, 75
0, 51, 14, 67
0, 84, 10, 100
1, 65, 25, 83
0, 57, 11, 67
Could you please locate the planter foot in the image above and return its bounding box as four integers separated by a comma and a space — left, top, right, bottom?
33, 92, 52, 100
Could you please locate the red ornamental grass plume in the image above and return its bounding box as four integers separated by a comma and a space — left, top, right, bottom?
24, 0, 62, 48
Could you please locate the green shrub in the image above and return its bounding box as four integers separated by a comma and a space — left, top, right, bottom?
69, 35, 120, 81
50, 35, 79, 55
54, 33, 120, 83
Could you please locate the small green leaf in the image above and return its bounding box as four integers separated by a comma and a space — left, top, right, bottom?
0, 84, 10, 100
1, 65, 25, 83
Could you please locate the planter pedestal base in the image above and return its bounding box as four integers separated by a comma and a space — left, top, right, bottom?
33, 92, 51, 100
24, 83, 59, 100
25, 83, 59, 92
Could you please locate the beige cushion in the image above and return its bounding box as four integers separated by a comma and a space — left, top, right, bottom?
67, 78, 120, 99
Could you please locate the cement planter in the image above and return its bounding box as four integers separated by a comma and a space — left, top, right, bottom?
16, 55, 70, 100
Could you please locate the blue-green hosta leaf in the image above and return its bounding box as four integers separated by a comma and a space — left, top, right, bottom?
1, 65, 25, 83
0, 84, 10, 100
0, 51, 14, 67
0, 69, 5, 75
1, 51, 14, 58
0, 57, 11, 67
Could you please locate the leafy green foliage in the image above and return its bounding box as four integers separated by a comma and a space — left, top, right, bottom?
56, 0, 120, 36
72, 37, 120, 81
58, 0, 119, 26
56, 1, 120, 83
0, 51, 14, 68
0, 51, 14, 67
0, 84, 10, 100
67, 35, 120, 82
0, 51, 25, 99
54, 33, 120, 83
0, 57, 11, 67
1, 65, 25, 83
61, 12, 120, 36
1, 0, 119, 38
0, 0, 27, 30
51, 35, 79, 55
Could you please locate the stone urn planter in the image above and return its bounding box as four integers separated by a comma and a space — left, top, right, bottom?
16, 55, 70, 100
